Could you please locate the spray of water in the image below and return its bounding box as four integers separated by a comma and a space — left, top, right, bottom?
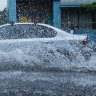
0, 39, 95, 72
0, 23, 95, 72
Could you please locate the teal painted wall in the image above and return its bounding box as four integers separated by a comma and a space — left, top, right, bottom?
53, 0, 61, 28
7, 0, 17, 22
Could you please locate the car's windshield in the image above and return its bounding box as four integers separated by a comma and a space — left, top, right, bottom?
0, 24, 57, 39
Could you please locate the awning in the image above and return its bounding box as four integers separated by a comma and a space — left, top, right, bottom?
60, 0, 96, 7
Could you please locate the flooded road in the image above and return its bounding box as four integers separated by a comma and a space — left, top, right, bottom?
0, 24, 95, 96
0, 41, 95, 96
0, 71, 96, 96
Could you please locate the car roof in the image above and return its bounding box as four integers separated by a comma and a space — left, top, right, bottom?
0, 22, 63, 32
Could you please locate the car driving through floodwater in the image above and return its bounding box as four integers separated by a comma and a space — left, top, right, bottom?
0, 23, 96, 96
0, 22, 91, 72
0, 23, 94, 71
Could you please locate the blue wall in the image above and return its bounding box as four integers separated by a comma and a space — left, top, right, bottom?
53, 0, 61, 28
7, 0, 17, 22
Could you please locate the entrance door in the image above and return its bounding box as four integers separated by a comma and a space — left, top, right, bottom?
16, 0, 53, 24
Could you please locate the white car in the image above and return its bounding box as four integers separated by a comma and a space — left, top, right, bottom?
0, 23, 88, 69
0, 23, 87, 41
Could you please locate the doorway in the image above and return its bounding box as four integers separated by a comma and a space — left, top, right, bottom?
16, 0, 53, 24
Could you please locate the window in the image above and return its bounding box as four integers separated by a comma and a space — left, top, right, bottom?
0, 24, 57, 39
0, 25, 15, 39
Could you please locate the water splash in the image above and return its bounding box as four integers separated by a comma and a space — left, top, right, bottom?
0, 39, 95, 72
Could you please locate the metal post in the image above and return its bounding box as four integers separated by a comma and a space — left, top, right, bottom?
7, 0, 17, 23
53, 0, 61, 28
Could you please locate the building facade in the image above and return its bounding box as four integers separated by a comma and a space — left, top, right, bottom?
7, 0, 96, 33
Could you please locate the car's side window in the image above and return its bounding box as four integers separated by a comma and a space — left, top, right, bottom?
37, 25, 57, 38
14, 24, 39, 38
0, 24, 57, 39
14, 24, 31, 38
0, 25, 15, 39
14, 24, 57, 38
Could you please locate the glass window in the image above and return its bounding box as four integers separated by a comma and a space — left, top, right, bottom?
0, 25, 15, 39
0, 24, 57, 39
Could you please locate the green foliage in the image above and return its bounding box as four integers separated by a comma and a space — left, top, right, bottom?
0, 9, 7, 25
81, 3, 96, 11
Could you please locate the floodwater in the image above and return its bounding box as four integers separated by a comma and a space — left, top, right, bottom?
0, 71, 96, 96
0, 41, 96, 96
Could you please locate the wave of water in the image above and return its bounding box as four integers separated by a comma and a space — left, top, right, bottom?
0, 40, 96, 72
